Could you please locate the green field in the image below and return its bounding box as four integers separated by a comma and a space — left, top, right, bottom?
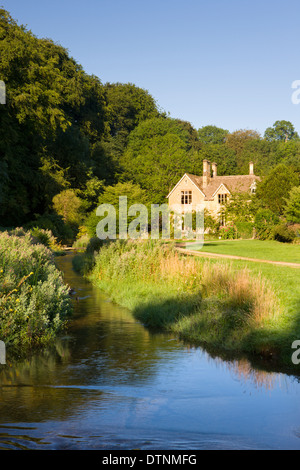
197, 239, 300, 264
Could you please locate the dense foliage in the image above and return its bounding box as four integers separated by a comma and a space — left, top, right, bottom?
0, 229, 72, 350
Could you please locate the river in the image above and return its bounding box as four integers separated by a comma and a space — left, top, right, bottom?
0, 253, 300, 450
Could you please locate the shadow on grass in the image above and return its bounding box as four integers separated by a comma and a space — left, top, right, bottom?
132, 292, 202, 331
132, 292, 252, 351
132, 292, 300, 377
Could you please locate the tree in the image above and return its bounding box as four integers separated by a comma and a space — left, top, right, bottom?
103, 82, 160, 157
225, 192, 256, 223
121, 117, 199, 202
104, 82, 159, 137
85, 182, 149, 237
198, 125, 229, 144
264, 120, 299, 142
225, 129, 261, 156
271, 140, 300, 173
120, 117, 201, 201
0, 8, 107, 226
198, 144, 237, 175
97, 181, 149, 207
52, 189, 83, 225
255, 164, 299, 215
284, 186, 300, 223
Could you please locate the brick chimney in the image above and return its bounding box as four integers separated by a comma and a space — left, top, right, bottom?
249, 161, 254, 175
203, 160, 211, 188
212, 162, 217, 178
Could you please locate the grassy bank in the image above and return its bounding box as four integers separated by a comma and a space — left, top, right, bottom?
0, 228, 72, 352
197, 239, 300, 264
73, 239, 300, 368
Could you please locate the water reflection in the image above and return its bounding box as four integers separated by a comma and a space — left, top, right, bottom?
226, 358, 287, 391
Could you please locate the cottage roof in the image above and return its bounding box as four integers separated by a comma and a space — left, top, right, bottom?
184, 173, 260, 200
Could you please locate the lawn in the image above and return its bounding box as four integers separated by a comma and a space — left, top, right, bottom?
197, 239, 300, 264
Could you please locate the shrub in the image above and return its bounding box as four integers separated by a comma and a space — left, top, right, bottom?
72, 233, 91, 251
24, 213, 67, 242
0, 230, 72, 350
254, 209, 279, 240
219, 225, 238, 239
235, 221, 254, 239
273, 224, 295, 243
85, 236, 106, 255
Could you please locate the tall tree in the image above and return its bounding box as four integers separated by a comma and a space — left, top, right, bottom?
0, 8, 107, 225
264, 120, 299, 142
198, 125, 229, 144
255, 164, 299, 215
120, 117, 199, 202
103, 82, 160, 156
284, 186, 300, 224
225, 129, 261, 156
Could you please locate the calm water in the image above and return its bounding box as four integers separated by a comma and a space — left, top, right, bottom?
1, 254, 300, 450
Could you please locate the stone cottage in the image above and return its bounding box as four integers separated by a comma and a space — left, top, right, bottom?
167, 160, 260, 224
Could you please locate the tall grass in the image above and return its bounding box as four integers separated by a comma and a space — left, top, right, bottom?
0, 229, 72, 351
85, 239, 285, 359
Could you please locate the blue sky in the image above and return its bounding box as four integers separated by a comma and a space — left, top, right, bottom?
4, 0, 300, 135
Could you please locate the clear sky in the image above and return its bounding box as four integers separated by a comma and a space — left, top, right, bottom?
3, 0, 300, 135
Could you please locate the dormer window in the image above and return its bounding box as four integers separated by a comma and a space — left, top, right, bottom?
181, 190, 192, 204
218, 194, 227, 205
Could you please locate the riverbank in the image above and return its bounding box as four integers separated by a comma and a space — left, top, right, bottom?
73, 239, 300, 369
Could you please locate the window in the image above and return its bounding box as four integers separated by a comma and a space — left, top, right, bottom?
181, 190, 192, 204
218, 194, 227, 205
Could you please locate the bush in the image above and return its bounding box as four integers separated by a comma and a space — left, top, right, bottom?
254, 209, 279, 240
85, 236, 106, 255
236, 221, 254, 239
72, 233, 91, 251
219, 225, 238, 239
273, 224, 296, 243
0, 230, 72, 350
25, 213, 77, 245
